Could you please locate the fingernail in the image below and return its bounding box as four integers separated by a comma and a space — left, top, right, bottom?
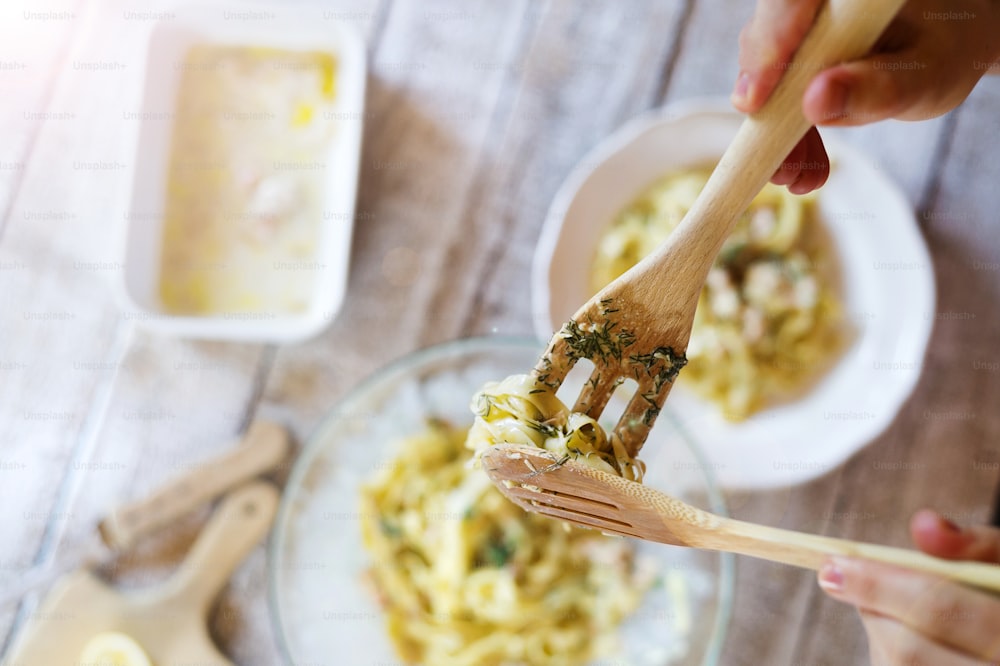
818, 560, 844, 593
732, 72, 751, 104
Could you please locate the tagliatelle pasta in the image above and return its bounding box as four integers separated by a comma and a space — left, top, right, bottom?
591, 167, 849, 420
359, 418, 654, 666
467, 373, 645, 482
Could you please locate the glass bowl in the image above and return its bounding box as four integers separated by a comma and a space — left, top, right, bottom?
268, 336, 733, 665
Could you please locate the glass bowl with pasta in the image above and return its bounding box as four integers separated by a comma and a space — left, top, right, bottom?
269, 336, 733, 666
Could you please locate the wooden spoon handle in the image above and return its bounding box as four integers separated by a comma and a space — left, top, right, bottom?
708, 517, 1000, 592
98, 421, 289, 549
647, 0, 906, 287
164, 481, 279, 612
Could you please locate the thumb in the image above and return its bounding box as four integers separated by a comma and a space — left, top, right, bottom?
801, 51, 944, 126
909, 509, 1000, 564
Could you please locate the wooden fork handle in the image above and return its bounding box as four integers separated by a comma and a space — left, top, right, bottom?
706, 518, 1000, 592
654, 0, 906, 280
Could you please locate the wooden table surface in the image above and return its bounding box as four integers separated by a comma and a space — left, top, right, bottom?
2, 1, 999, 664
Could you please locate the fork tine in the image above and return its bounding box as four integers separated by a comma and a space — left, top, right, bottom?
483, 449, 632, 507
613, 390, 658, 459
530, 333, 575, 391
502, 483, 621, 518
614, 371, 680, 458
529, 502, 641, 537
572, 368, 623, 419
492, 486, 536, 513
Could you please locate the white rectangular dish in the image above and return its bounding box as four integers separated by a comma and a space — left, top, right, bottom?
119, 3, 366, 343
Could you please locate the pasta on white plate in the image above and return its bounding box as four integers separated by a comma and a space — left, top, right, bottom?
360, 404, 656, 666
591, 167, 850, 421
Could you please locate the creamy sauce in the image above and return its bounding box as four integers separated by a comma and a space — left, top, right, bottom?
159, 45, 337, 315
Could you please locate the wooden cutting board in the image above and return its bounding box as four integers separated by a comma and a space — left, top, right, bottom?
5, 481, 278, 666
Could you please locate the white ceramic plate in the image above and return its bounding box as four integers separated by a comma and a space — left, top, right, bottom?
118, 3, 366, 342
532, 100, 935, 489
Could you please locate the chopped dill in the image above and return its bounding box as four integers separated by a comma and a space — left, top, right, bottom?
379, 518, 403, 539
527, 420, 562, 439
630, 345, 688, 390
559, 318, 636, 364
525, 454, 572, 478
480, 534, 517, 568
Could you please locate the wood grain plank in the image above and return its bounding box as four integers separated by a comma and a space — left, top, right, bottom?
0, 0, 151, 649
0, 0, 388, 661
429, 0, 692, 339
71, 2, 394, 658
263, 0, 533, 430
0, 0, 83, 231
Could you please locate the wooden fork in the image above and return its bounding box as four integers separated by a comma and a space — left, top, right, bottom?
481, 445, 1000, 591
531, 0, 906, 459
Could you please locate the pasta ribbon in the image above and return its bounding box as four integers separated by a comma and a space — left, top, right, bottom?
468, 374, 643, 481
591, 167, 849, 420
359, 420, 653, 665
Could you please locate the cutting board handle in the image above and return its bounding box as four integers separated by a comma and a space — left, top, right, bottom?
165, 481, 279, 614
98, 421, 289, 550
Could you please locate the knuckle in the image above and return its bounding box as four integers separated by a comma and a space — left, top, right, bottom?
878, 70, 911, 115
848, 67, 903, 124
851, 569, 882, 606
871, 60, 932, 118
770, 17, 803, 52
888, 640, 929, 666
737, 23, 767, 73
913, 591, 964, 630
769, 0, 820, 52
871, 70, 902, 113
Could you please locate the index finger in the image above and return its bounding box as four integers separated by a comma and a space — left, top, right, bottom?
733, 0, 824, 112
819, 556, 1000, 662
